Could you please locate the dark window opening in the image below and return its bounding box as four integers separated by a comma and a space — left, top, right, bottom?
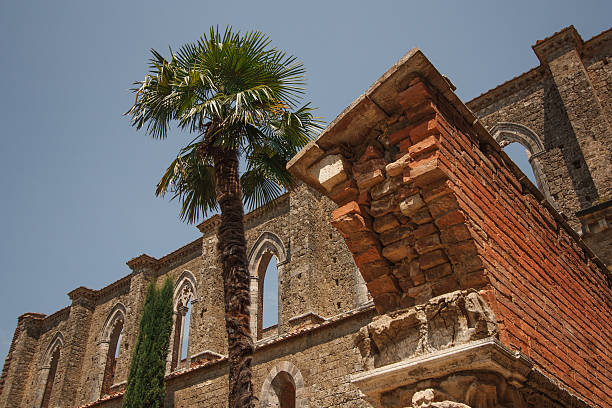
101, 319, 123, 396
41, 347, 60, 408
271, 371, 296, 408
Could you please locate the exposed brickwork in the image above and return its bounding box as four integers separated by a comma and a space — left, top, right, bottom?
2, 25, 611, 408
468, 27, 612, 257
289, 44, 611, 407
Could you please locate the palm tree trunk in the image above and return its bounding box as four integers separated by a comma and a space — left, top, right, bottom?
213, 147, 255, 408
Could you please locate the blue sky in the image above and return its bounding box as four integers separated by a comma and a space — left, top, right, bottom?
1, 1, 610, 359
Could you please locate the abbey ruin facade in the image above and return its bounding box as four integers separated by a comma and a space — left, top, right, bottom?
1, 25, 611, 408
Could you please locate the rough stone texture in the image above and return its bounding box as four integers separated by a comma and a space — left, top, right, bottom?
2, 26, 611, 408
288, 31, 611, 408
468, 26, 612, 245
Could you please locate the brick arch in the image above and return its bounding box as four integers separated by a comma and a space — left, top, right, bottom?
247, 232, 288, 339
259, 361, 307, 408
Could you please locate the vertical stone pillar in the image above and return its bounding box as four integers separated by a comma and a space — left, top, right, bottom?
89, 339, 110, 401
55, 287, 95, 407
124, 254, 159, 381
533, 26, 612, 204
285, 185, 320, 328
0, 313, 45, 407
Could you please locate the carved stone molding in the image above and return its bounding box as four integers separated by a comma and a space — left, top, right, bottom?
354, 290, 498, 370
351, 338, 531, 408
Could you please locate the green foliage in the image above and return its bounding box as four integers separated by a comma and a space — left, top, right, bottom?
123, 278, 174, 408
126, 26, 323, 223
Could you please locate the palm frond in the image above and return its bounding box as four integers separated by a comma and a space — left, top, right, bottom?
156, 143, 218, 223
128, 26, 324, 221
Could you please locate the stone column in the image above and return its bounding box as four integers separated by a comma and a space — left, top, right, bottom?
533, 26, 612, 205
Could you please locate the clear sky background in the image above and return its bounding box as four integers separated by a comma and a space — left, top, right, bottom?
1, 1, 611, 359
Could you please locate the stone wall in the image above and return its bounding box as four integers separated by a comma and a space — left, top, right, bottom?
1, 25, 611, 408
0, 183, 368, 407
467, 26, 612, 268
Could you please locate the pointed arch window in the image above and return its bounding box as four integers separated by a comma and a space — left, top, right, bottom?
170, 272, 197, 371
91, 304, 127, 400
41, 346, 60, 408
101, 315, 124, 396
35, 333, 63, 408
248, 232, 287, 340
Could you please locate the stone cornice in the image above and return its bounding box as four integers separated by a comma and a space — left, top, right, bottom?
95, 274, 131, 300
532, 25, 583, 64
468, 25, 612, 114
67, 286, 96, 302
125, 253, 159, 271
466, 67, 545, 114
196, 193, 290, 235
156, 237, 203, 271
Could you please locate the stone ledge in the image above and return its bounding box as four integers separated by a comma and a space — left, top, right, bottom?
351, 337, 531, 407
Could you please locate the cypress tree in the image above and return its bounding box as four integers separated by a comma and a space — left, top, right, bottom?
123, 278, 174, 408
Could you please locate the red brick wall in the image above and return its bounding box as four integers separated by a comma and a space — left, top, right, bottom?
427, 83, 612, 406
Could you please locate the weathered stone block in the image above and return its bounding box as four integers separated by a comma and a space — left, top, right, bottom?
382, 238, 417, 263
308, 154, 348, 191
371, 176, 403, 200
386, 152, 413, 177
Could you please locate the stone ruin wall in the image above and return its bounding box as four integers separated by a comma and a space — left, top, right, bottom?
467, 26, 612, 246
0, 185, 374, 407
1, 25, 611, 408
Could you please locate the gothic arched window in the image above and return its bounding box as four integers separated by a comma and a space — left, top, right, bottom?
35, 333, 63, 408
247, 232, 287, 340
101, 309, 124, 396
170, 271, 197, 371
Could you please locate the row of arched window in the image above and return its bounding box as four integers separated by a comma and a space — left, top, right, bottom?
34, 232, 287, 405
35, 329, 303, 408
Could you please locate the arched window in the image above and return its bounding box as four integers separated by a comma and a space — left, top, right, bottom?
248, 232, 287, 340
259, 361, 306, 408
91, 303, 126, 401
490, 122, 554, 205
261, 253, 279, 331
34, 333, 63, 408
101, 314, 124, 395
170, 271, 197, 371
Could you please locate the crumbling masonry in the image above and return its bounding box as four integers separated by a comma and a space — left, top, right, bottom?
1, 25, 610, 408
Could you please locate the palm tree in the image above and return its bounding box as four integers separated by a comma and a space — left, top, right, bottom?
126, 27, 320, 407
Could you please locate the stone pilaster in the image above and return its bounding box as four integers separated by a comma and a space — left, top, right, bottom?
0, 313, 44, 407
123, 254, 159, 382
533, 26, 612, 205
54, 287, 95, 407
